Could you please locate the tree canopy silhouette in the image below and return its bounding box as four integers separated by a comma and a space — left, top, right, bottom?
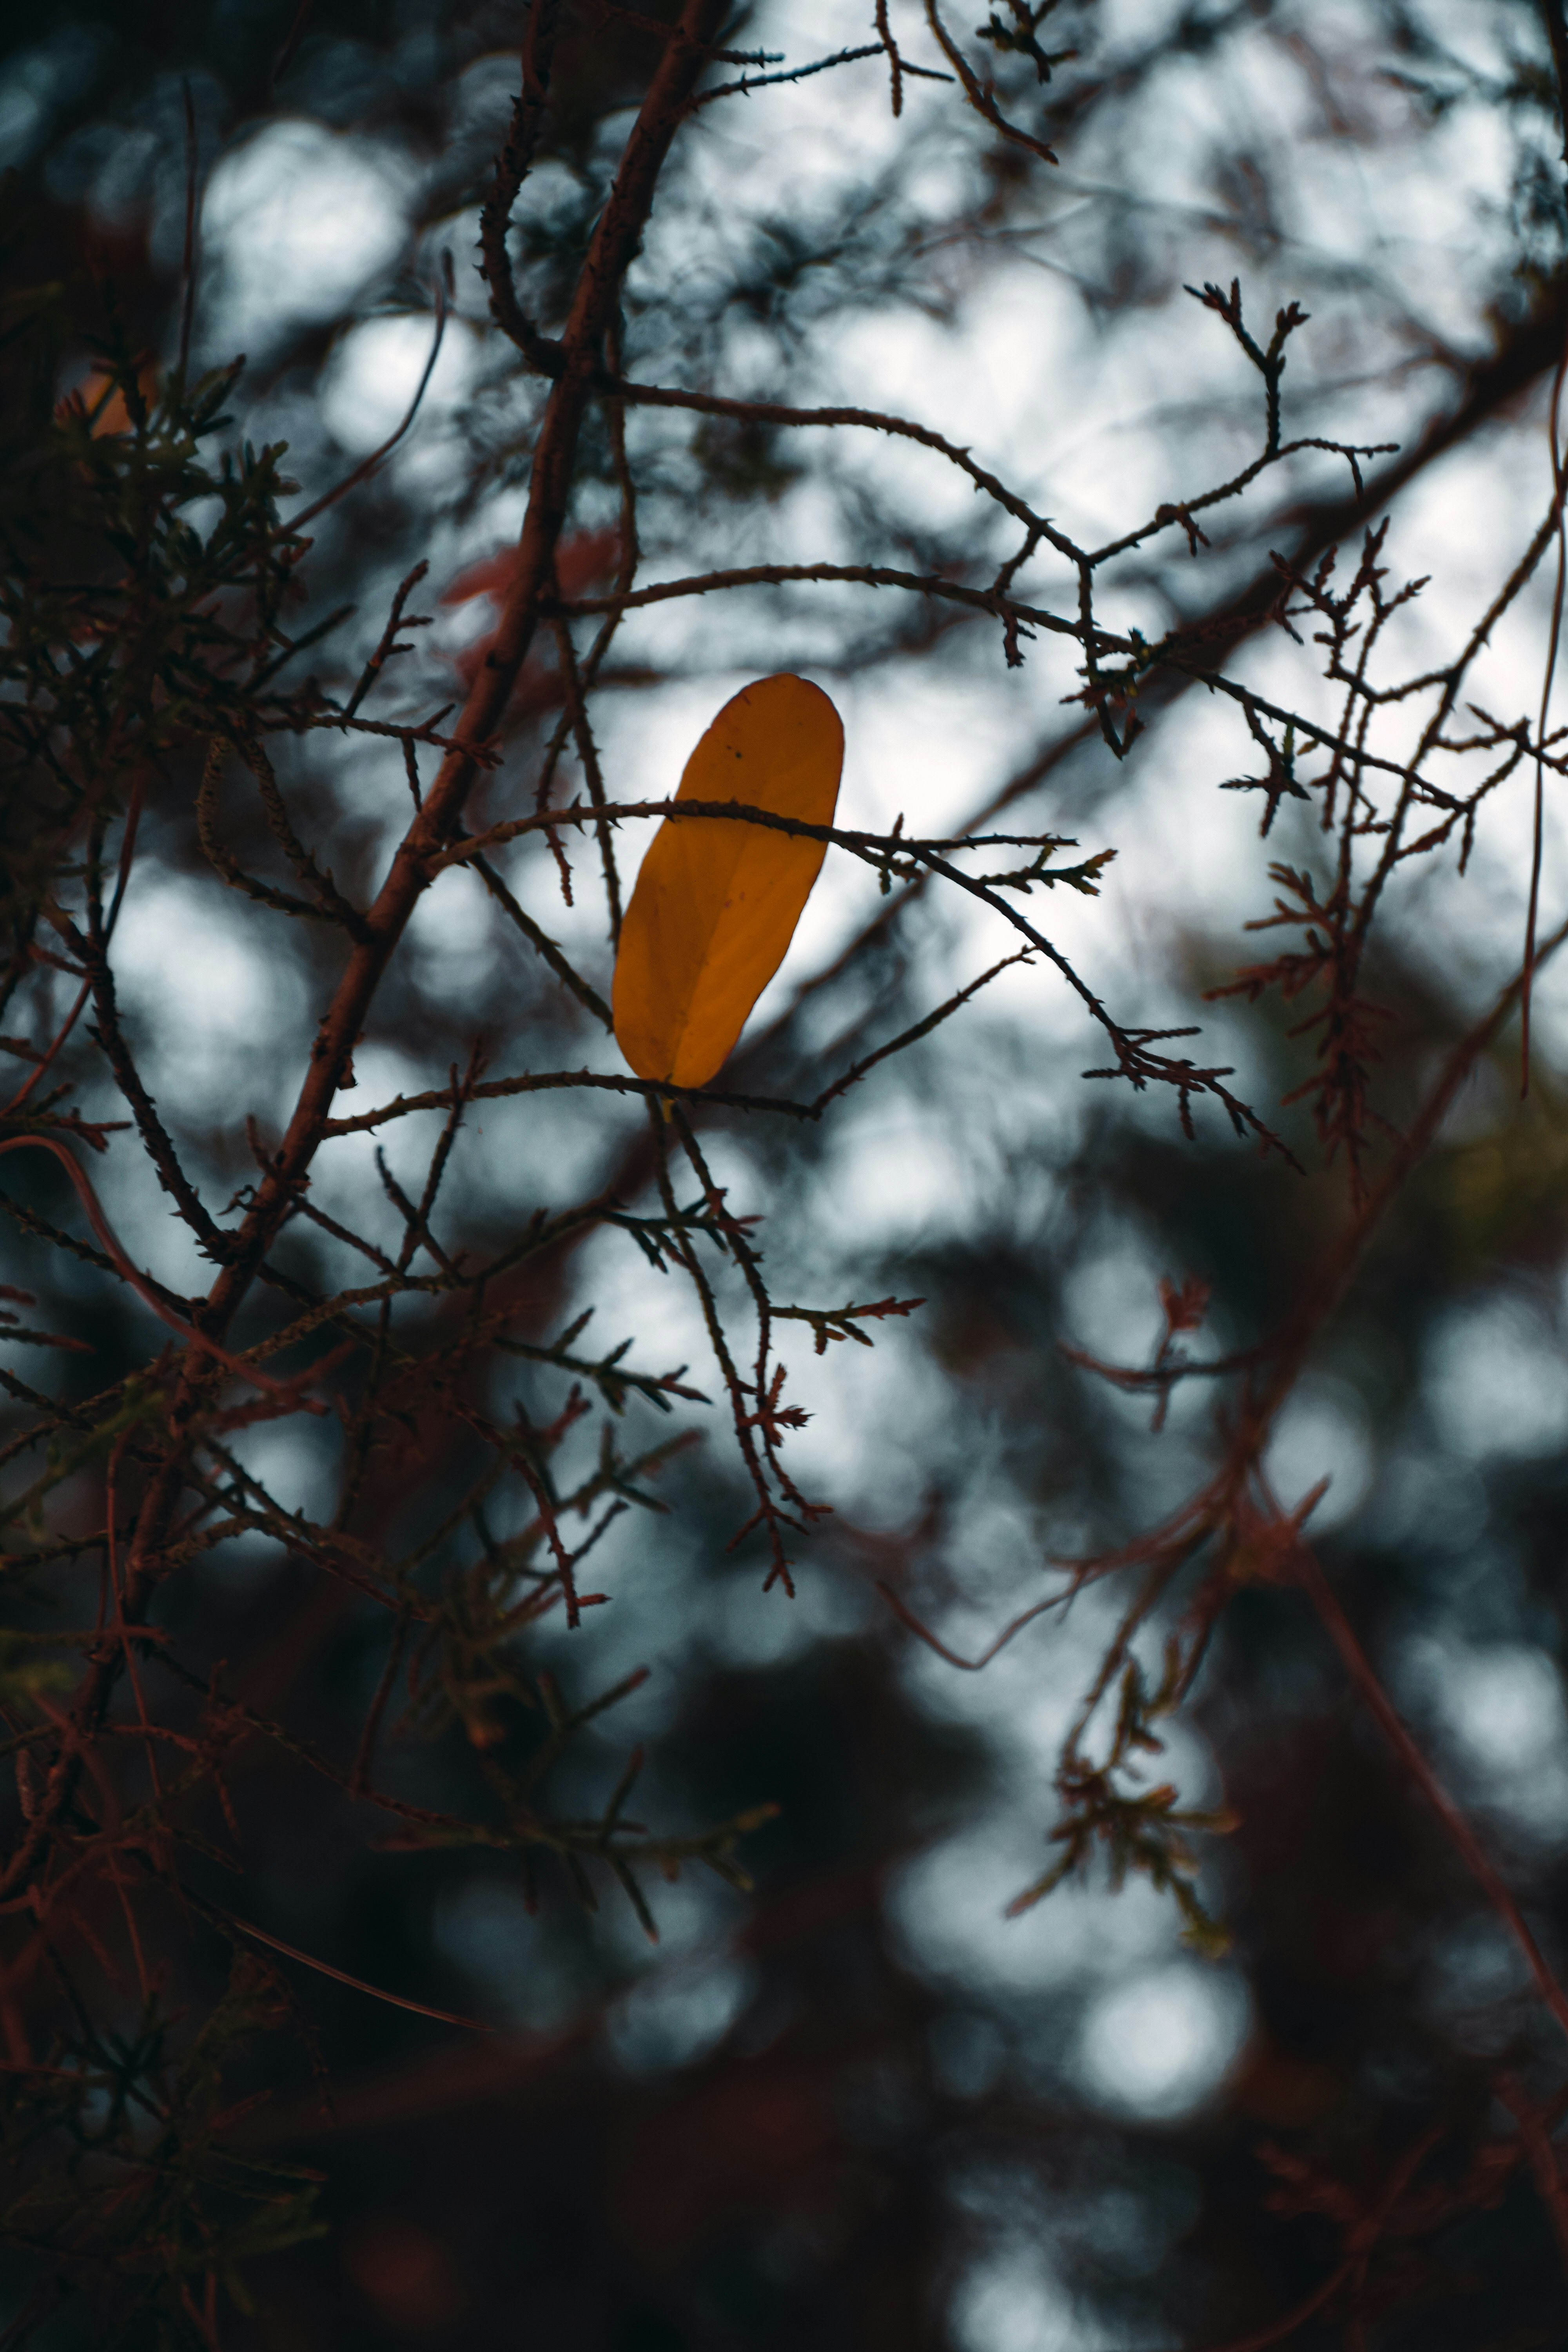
7, 4, 1568, 2347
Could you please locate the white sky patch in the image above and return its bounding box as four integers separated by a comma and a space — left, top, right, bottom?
319, 311, 477, 457
307, 1042, 441, 1269
1062, 1241, 1171, 1374
1075, 1962, 1252, 2122
607, 1952, 760, 2074
201, 120, 412, 350
889, 1824, 1180, 1997
1265, 1375, 1375, 1533
1423, 1915, 1533, 2019
951, 2242, 1118, 2352
403, 858, 500, 995
898, 1584, 1224, 1813
1426, 1293, 1568, 1461
1402, 1637, 1568, 1843
88, 1138, 215, 1303
222, 1417, 341, 1549
777, 1312, 954, 1521
109, 870, 310, 1135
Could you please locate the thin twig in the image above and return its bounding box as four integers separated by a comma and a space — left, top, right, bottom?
1296, 1541, 1568, 2053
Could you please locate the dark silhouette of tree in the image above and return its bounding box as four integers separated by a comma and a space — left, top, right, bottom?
6, 4, 1568, 2346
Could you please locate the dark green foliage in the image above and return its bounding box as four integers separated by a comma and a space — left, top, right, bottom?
0, 1955, 325, 2348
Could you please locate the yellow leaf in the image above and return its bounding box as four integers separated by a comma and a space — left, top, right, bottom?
613, 673, 844, 1089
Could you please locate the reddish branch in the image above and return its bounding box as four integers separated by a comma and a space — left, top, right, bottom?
0, 0, 735, 1914
8, 22, 1568, 2336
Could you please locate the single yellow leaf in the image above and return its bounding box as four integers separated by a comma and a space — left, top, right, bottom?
613, 673, 845, 1089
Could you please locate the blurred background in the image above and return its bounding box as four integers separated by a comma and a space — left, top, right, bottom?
7, 0, 1568, 2345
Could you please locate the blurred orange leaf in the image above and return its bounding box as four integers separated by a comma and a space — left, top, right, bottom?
56, 358, 160, 438
441, 528, 619, 695
613, 674, 844, 1089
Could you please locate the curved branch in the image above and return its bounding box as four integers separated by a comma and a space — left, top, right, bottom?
478, 0, 568, 375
